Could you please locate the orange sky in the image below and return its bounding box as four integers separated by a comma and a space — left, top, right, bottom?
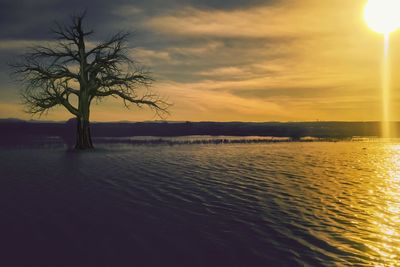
1, 0, 400, 122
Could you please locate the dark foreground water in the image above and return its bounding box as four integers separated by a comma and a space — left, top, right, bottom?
0, 141, 399, 266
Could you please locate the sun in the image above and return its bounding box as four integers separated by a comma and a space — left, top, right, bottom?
364, 0, 400, 34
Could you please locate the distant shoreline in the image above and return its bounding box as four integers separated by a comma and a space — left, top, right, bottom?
0, 120, 388, 139
0, 135, 382, 149
0, 119, 391, 148
0, 118, 392, 149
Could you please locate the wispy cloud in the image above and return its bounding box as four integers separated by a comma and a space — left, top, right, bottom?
1, 0, 398, 121
0, 40, 51, 50
133, 48, 171, 64
144, 1, 352, 38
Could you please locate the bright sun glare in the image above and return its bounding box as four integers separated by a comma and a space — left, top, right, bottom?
365, 0, 400, 34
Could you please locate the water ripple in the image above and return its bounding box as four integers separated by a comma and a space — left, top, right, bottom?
0, 142, 400, 266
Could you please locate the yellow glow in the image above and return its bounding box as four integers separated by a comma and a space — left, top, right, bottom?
364, 0, 400, 34
382, 34, 391, 138
361, 145, 400, 264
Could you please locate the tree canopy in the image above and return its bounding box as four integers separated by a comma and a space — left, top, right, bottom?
10, 12, 169, 148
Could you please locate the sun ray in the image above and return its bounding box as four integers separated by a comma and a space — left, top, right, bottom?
382, 34, 391, 138
364, 0, 400, 138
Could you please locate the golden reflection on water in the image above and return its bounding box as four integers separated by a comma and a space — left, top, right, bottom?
367, 144, 400, 266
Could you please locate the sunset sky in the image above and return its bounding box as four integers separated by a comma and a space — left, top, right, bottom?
1, 0, 400, 122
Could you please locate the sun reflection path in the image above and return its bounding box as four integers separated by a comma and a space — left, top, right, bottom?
382, 34, 391, 138
368, 144, 400, 266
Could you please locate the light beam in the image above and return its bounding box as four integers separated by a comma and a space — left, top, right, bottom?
382, 34, 391, 138
364, 0, 400, 138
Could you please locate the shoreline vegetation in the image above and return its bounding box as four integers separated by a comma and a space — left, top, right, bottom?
0, 135, 381, 149
0, 119, 388, 148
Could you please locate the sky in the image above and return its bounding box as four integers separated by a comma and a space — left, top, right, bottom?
1, 0, 400, 122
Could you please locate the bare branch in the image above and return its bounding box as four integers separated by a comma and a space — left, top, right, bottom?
94, 89, 170, 118
86, 32, 130, 58
10, 12, 170, 121
20, 79, 79, 116
50, 12, 93, 46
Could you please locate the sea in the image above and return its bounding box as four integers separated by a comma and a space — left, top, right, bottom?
0, 138, 399, 266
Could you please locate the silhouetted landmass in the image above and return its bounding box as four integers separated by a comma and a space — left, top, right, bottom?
0, 119, 389, 148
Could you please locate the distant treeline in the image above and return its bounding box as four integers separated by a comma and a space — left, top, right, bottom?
0, 119, 388, 141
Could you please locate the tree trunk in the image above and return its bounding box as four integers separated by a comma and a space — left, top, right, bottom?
75, 91, 93, 149
75, 117, 94, 149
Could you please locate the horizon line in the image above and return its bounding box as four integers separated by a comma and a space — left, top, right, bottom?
0, 118, 389, 124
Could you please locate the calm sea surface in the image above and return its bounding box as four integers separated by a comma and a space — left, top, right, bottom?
0, 141, 399, 266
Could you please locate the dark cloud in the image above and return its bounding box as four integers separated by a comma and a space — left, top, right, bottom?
0, 0, 278, 39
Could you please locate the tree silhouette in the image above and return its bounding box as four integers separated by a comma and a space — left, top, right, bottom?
11, 12, 169, 149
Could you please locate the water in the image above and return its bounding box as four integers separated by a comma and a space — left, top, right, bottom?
0, 141, 399, 266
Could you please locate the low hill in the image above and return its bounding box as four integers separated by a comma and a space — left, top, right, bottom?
0, 120, 385, 139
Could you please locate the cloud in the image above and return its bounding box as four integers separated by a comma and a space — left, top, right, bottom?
167, 41, 223, 57
144, 1, 348, 39
113, 6, 143, 16
1, 0, 398, 122
0, 40, 52, 50
132, 48, 171, 64
198, 66, 249, 77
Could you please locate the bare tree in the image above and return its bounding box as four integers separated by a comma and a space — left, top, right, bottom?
11, 13, 169, 149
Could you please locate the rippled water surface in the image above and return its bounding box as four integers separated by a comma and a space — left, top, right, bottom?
1, 141, 399, 266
